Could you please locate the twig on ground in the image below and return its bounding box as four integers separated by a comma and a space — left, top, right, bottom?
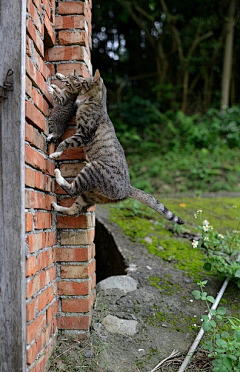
149, 350, 181, 372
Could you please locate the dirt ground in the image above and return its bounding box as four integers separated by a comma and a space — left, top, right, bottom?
48, 205, 240, 372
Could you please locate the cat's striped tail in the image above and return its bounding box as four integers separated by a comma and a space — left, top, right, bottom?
128, 187, 185, 224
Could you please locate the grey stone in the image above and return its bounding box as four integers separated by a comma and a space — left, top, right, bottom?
97, 275, 138, 293
102, 315, 138, 336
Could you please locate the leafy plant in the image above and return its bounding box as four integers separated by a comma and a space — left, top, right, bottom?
193, 209, 240, 286
192, 281, 240, 372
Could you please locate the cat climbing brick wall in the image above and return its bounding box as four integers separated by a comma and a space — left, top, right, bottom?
25, 1, 94, 371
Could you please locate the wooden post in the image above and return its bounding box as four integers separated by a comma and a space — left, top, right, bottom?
0, 0, 26, 371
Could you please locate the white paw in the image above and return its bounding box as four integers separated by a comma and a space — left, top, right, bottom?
49, 151, 63, 159
51, 201, 58, 210
56, 73, 65, 80
48, 85, 54, 95
54, 168, 61, 178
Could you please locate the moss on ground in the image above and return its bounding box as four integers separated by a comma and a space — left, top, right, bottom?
110, 196, 240, 280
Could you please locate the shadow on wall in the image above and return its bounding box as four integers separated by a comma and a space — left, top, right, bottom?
95, 219, 127, 283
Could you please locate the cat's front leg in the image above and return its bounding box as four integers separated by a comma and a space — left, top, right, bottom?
53, 168, 76, 196
49, 133, 85, 159
52, 195, 88, 215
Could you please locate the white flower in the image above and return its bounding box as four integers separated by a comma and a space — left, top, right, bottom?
203, 225, 210, 232
192, 240, 199, 248
203, 220, 209, 226
203, 236, 209, 241
218, 234, 224, 239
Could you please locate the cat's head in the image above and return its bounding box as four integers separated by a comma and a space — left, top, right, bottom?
57, 70, 104, 98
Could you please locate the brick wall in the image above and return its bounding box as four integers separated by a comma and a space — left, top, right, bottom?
25, 1, 94, 370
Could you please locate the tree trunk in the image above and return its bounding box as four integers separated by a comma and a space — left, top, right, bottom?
220, 0, 235, 109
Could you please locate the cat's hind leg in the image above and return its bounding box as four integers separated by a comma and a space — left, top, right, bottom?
52, 195, 88, 215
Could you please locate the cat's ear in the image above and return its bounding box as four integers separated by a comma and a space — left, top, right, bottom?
94, 69, 101, 81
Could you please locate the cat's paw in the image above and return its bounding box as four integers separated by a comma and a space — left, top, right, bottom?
56, 73, 65, 80
51, 201, 58, 211
47, 133, 56, 142
48, 85, 54, 95
49, 151, 63, 159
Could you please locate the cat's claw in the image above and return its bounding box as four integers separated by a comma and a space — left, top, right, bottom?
49, 151, 63, 159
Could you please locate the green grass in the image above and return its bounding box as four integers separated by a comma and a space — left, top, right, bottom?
110, 197, 240, 280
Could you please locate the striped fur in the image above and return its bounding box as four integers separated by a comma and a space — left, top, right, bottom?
50, 70, 184, 224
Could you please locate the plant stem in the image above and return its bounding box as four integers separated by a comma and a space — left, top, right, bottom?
177, 277, 230, 372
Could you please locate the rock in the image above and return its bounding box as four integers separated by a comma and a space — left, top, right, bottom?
84, 350, 95, 358
102, 315, 138, 336
97, 275, 138, 294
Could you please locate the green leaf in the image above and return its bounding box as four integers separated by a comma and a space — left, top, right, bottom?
235, 268, 240, 278
192, 290, 201, 299
217, 307, 227, 315
222, 356, 233, 370
209, 319, 217, 327
202, 320, 212, 331
207, 295, 215, 303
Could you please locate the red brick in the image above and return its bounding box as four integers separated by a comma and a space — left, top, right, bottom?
55, 15, 84, 29
26, 266, 57, 299
26, 212, 34, 232
27, 0, 44, 33
27, 17, 44, 57
26, 56, 49, 98
62, 295, 94, 313
56, 245, 95, 262
26, 298, 37, 322
56, 62, 89, 77
45, 45, 85, 62
26, 256, 37, 277
25, 144, 55, 175
46, 300, 58, 324
26, 313, 46, 344
57, 315, 91, 330
25, 122, 47, 153
57, 280, 92, 296
27, 231, 57, 253
25, 101, 47, 133
44, 13, 56, 47
25, 190, 56, 210
56, 214, 91, 229
34, 211, 52, 229
58, 2, 84, 15
37, 286, 54, 312
27, 321, 55, 364
32, 87, 50, 115
60, 162, 85, 177
37, 248, 55, 271
25, 167, 52, 192
58, 30, 87, 46
60, 261, 95, 279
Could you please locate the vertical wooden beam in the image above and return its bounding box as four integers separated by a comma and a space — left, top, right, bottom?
0, 0, 26, 371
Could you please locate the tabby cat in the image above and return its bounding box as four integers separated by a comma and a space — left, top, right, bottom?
47, 71, 79, 142
49, 70, 184, 224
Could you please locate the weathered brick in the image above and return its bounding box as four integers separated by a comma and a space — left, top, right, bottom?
56, 214, 91, 229
37, 286, 54, 312
25, 144, 54, 175
25, 167, 52, 192
60, 260, 95, 279
26, 17, 44, 57
25, 212, 34, 232
26, 298, 37, 322
45, 45, 85, 62
60, 229, 94, 245
26, 256, 37, 277
61, 294, 95, 313
25, 101, 47, 133
34, 211, 52, 229
26, 313, 46, 344
25, 122, 47, 153
58, 2, 84, 15
57, 280, 92, 296
26, 266, 57, 299
57, 315, 91, 330
46, 300, 58, 324
27, 231, 57, 253
60, 162, 85, 177
56, 62, 89, 77
55, 15, 85, 30
58, 30, 87, 46
37, 248, 55, 271
25, 189, 56, 210
55, 245, 95, 262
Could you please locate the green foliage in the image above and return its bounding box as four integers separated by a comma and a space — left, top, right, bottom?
192, 281, 240, 371
194, 210, 240, 287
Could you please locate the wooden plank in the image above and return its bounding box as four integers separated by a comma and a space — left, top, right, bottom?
0, 0, 26, 371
